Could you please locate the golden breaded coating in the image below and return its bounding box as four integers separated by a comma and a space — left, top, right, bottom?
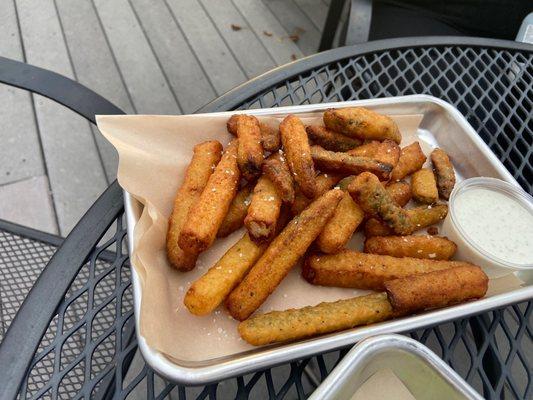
259, 122, 281, 152
305, 125, 361, 152
303, 250, 472, 290
179, 140, 240, 253
262, 152, 295, 203
385, 265, 488, 314
217, 184, 253, 238
238, 293, 393, 346
407, 204, 448, 231
364, 204, 448, 237
364, 235, 457, 260
291, 173, 342, 215
431, 148, 456, 200
386, 181, 412, 207
411, 168, 438, 204
226, 189, 343, 321
348, 172, 411, 234
323, 107, 401, 143
311, 145, 393, 181
280, 115, 317, 198
244, 175, 282, 242
232, 114, 264, 180
167, 141, 222, 271
226, 114, 239, 135
347, 141, 381, 157
390, 142, 426, 181
185, 233, 268, 316
316, 191, 365, 254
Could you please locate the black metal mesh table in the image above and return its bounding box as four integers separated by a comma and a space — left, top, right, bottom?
0, 37, 531, 400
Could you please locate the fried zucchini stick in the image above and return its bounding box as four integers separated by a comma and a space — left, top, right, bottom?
231, 114, 264, 180
244, 175, 282, 242
306, 125, 361, 151
166, 141, 222, 271
185, 209, 290, 316
280, 115, 317, 198
226, 189, 343, 321
364, 235, 457, 260
323, 107, 402, 143
348, 172, 411, 234
179, 140, 240, 253
262, 152, 295, 203
411, 168, 438, 204
316, 186, 364, 254
260, 122, 281, 152
291, 173, 342, 215
431, 148, 456, 199
238, 293, 393, 346
390, 142, 426, 181
364, 205, 448, 237
385, 265, 488, 313
303, 250, 472, 290
217, 184, 252, 238
311, 145, 393, 181
363, 181, 411, 237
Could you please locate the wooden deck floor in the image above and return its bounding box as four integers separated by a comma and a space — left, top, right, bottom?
0, 0, 331, 236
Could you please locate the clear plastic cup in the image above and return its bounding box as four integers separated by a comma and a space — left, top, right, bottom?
440, 177, 533, 278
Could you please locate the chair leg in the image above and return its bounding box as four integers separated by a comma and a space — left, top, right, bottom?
319, 0, 346, 52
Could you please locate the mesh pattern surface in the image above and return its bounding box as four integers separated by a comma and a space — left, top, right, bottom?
1, 44, 531, 399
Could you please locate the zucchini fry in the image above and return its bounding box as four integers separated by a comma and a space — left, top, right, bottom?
323, 107, 401, 143
232, 114, 264, 180
316, 188, 364, 254
303, 250, 470, 290
385, 265, 488, 313
390, 142, 426, 181
244, 175, 282, 242
226, 189, 343, 321
280, 114, 317, 198
262, 152, 295, 203
364, 235, 457, 260
431, 148, 456, 199
311, 145, 393, 181
306, 125, 361, 151
166, 141, 222, 271
179, 140, 240, 253
411, 168, 438, 204
238, 293, 392, 346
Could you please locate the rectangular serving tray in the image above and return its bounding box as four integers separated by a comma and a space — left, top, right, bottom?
308, 334, 483, 399
124, 95, 533, 385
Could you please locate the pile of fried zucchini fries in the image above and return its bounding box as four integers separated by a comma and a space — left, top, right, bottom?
165, 107, 488, 346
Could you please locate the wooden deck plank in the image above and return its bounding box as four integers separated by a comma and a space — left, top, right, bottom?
232, 0, 304, 64
165, 0, 248, 95
262, 0, 321, 56
0, 176, 57, 234
0, 1, 45, 187
199, 0, 277, 78
55, 0, 136, 182
93, 0, 180, 115
17, 0, 108, 235
294, 0, 328, 31
129, 0, 217, 114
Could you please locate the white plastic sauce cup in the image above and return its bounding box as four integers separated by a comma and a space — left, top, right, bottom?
440, 177, 533, 278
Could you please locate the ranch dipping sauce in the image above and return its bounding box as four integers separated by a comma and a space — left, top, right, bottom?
441, 177, 533, 277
